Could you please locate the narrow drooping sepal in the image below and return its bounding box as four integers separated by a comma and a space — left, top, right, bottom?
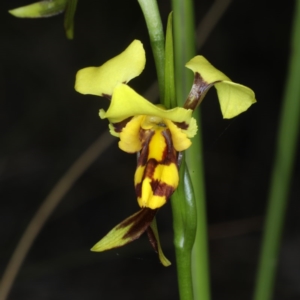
185, 55, 256, 118
91, 208, 157, 252
147, 218, 171, 266
75, 40, 146, 97
9, 0, 67, 18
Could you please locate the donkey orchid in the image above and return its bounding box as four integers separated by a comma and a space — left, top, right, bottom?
74, 40, 256, 265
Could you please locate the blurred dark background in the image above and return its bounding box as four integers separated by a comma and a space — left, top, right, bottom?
1, 0, 299, 299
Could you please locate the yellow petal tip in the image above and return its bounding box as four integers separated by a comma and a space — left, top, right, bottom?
74, 40, 146, 97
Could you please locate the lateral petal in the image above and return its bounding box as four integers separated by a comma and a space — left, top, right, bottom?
164, 119, 192, 151
118, 116, 144, 153
186, 55, 230, 82
215, 81, 256, 118
75, 40, 146, 96
186, 55, 256, 118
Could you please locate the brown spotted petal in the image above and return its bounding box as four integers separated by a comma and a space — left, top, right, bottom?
91, 208, 157, 252
135, 128, 179, 209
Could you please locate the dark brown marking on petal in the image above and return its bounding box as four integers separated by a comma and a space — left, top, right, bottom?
135, 182, 142, 198
183, 72, 219, 110
173, 121, 189, 130
161, 129, 178, 166
112, 117, 133, 133
139, 128, 154, 148
137, 130, 154, 167
135, 129, 178, 199
143, 158, 158, 179
146, 226, 158, 253
121, 208, 157, 241
101, 93, 112, 100
161, 129, 171, 156
151, 180, 175, 199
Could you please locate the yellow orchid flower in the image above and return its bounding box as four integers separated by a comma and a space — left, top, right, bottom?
74, 39, 256, 265
75, 40, 196, 266
76, 40, 197, 211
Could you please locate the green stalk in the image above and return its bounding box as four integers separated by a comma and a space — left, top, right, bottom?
253, 1, 300, 300
171, 0, 195, 107
164, 12, 197, 299
172, 0, 210, 299
139, 1, 209, 298
137, 0, 165, 100
188, 121, 209, 300
171, 159, 197, 300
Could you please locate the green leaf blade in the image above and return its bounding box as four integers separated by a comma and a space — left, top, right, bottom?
9, 0, 67, 18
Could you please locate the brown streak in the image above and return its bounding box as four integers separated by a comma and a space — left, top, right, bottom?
161, 130, 178, 166
183, 72, 219, 110
137, 130, 154, 167
121, 208, 157, 241
173, 121, 189, 130
146, 226, 158, 253
135, 182, 142, 198
143, 158, 158, 180
112, 117, 133, 133
101, 93, 112, 100
151, 180, 175, 199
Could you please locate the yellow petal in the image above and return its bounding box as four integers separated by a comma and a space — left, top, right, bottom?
75, 40, 146, 96
118, 116, 144, 153
186, 55, 256, 118
137, 164, 178, 209
185, 117, 198, 138
148, 128, 168, 161
164, 119, 194, 151
100, 84, 193, 124
215, 81, 256, 118
134, 165, 145, 187
153, 163, 179, 189
138, 177, 165, 209
186, 55, 230, 82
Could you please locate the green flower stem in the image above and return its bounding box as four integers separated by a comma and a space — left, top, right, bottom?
171, 0, 195, 107
172, 0, 210, 299
140, 1, 209, 298
164, 12, 176, 109
164, 10, 197, 299
171, 160, 197, 300
137, 0, 165, 100
253, 1, 300, 300
188, 125, 210, 300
